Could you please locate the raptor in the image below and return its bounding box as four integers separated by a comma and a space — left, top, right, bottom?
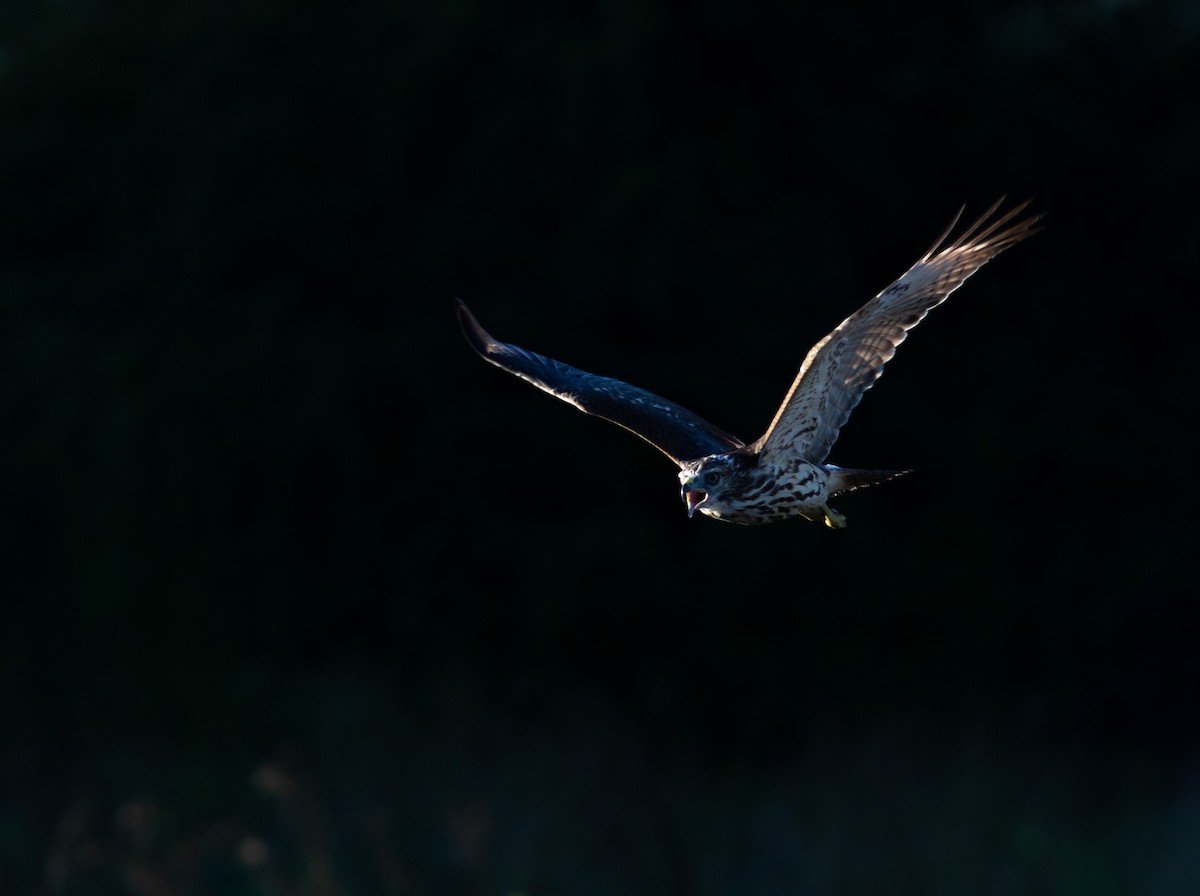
455, 199, 1039, 526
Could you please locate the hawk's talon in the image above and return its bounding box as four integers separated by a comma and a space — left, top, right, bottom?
822, 505, 847, 529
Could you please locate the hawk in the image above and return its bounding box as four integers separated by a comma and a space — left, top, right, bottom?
456, 199, 1040, 527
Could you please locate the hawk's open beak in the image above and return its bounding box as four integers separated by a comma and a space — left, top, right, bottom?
682, 488, 707, 518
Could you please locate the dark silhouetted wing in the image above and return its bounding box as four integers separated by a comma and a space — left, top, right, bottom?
753, 199, 1042, 464
455, 299, 744, 465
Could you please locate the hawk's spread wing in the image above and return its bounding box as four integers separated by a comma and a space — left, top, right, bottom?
753, 199, 1041, 464
455, 299, 744, 465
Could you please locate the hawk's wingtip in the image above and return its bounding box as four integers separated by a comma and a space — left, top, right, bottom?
452, 296, 474, 326
453, 297, 497, 358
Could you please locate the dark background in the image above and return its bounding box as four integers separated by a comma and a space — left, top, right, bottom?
3, 1, 1198, 894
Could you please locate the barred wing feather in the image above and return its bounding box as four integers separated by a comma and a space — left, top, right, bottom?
753, 199, 1041, 464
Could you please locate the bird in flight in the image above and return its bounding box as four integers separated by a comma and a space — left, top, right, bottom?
456, 199, 1040, 527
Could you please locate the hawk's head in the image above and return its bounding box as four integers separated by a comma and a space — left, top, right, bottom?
678, 452, 759, 520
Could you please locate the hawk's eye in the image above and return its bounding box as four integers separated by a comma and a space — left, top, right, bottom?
704, 471, 722, 487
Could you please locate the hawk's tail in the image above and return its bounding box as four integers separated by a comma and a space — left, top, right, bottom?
826, 466, 912, 497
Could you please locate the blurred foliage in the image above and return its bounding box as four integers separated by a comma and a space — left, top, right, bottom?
1, 0, 1199, 893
